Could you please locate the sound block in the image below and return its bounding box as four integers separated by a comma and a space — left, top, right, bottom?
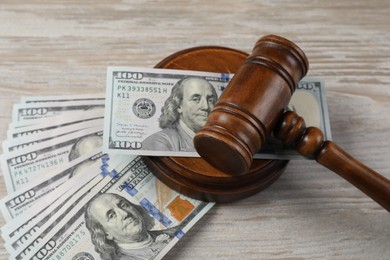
144, 46, 288, 202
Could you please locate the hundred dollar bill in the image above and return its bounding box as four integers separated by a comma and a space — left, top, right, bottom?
7, 109, 104, 139
2, 159, 105, 248
1, 153, 125, 242
5, 159, 112, 254
0, 149, 104, 221
3, 118, 103, 152
104, 67, 331, 159
13, 156, 214, 260
20, 93, 105, 103
12, 100, 105, 122
1, 126, 103, 192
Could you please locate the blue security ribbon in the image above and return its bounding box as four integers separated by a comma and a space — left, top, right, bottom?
109, 170, 120, 180
221, 73, 230, 82
122, 181, 138, 196
100, 154, 110, 176
140, 198, 172, 227
174, 229, 185, 239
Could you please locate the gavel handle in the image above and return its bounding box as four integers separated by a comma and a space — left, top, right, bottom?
274, 111, 390, 212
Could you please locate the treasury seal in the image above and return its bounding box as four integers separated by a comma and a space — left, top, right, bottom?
132, 98, 156, 119
72, 252, 94, 260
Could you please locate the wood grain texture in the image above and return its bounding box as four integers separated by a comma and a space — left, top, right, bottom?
0, 0, 390, 259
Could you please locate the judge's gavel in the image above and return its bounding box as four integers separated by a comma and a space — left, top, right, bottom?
194, 35, 390, 212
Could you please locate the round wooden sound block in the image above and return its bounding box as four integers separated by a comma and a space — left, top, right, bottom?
144, 46, 289, 202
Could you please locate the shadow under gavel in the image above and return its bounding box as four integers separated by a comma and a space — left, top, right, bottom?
194, 35, 390, 212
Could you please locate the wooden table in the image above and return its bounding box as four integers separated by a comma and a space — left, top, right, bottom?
1, 1, 390, 259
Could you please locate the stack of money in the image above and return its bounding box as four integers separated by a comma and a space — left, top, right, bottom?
0, 67, 331, 259
0, 91, 213, 259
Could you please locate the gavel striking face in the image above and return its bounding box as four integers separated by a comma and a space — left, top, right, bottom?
194, 35, 390, 212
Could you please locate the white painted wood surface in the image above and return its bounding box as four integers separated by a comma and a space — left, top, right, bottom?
1, 0, 390, 259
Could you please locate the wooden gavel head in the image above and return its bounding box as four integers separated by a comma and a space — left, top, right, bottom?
194, 35, 309, 175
